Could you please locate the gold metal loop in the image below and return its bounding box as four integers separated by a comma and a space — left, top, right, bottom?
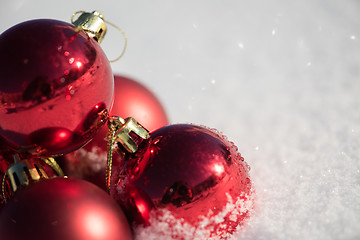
71, 10, 127, 62
104, 20, 128, 63
1, 174, 7, 204
106, 124, 117, 194
71, 10, 87, 24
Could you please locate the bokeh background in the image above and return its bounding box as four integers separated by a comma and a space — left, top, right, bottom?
1, 0, 360, 239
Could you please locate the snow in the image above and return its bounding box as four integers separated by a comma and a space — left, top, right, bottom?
1, 0, 360, 239
133, 189, 255, 240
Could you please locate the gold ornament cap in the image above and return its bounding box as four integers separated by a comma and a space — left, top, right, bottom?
108, 116, 150, 154
105, 116, 150, 193
2, 157, 64, 203
72, 11, 107, 43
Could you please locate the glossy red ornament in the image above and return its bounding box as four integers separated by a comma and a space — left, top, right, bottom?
0, 177, 132, 240
112, 124, 253, 239
59, 75, 168, 189
0, 146, 14, 210
0, 136, 14, 160
0, 19, 114, 156
0, 155, 9, 210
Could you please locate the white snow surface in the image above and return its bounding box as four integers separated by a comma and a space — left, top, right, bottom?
1, 1, 360, 239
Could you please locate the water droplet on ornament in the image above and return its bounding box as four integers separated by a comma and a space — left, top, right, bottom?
153, 137, 161, 145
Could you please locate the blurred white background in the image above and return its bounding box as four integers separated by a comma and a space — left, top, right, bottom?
1, 0, 360, 239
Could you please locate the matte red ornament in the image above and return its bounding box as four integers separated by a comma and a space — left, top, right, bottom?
0, 177, 132, 240
0, 19, 114, 156
59, 75, 168, 190
111, 124, 253, 239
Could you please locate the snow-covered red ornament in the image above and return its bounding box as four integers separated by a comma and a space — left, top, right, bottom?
107, 118, 254, 239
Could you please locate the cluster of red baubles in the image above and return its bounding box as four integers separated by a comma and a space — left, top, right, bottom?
0, 14, 253, 240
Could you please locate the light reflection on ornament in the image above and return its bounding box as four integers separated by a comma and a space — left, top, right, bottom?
76, 61, 82, 69
57, 130, 70, 140
82, 210, 108, 238
212, 163, 225, 177
137, 202, 147, 216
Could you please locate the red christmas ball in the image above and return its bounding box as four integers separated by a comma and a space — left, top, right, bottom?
0, 19, 114, 156
0, 155, 10, 211
112, 124, 254, 239
59, 75, 168, 190
110, 75, 168, 132
0, 136, 15, 161
0, 177, 132, 240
